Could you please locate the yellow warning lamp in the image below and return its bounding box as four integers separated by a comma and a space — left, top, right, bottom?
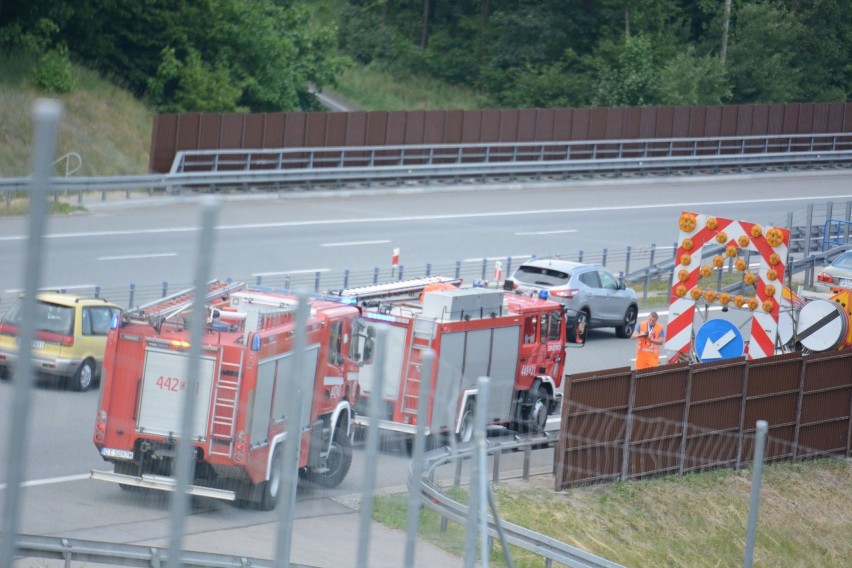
679, 213, 697, 232
678, 269, 690, 282
675, 284, 688, 297
738, 235, 750, 248
705, 217, 718, 230
715, 231, 728, 244
712, 255, 725, 268
766, 228, 784, 247
735, 258, 747, 272
700, 265, 713, 278
768, 253, 781, 266
764, 284, 776, 297
680, 253, 692, 266
748, 297, 759, 311
734, 295, 747, 308
725, 245, 738, 257
704, 290, 718, 302
750, 225, 763, 238
682, 238, 694, 251
766, 268, 778, 281
743, 272, 756, 286
719, 292, 731, 305
762, 300, 774, 312
690, 287, 703, 300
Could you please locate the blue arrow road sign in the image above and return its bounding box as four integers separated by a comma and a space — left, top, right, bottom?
695, 319, 744, 362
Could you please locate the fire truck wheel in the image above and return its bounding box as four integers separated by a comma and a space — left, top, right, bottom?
616, 306, 638, 339
309, 427, 352, 488
69, 359, 95, 392
457, 401, 475, 444
259, 449, 283, 511
518, 386, 550, 434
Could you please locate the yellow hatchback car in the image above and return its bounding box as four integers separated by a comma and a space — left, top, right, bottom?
0, 292, 121, 391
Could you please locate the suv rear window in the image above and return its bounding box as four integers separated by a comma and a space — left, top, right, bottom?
2, 300, 75, 336
514, 265, 571, 285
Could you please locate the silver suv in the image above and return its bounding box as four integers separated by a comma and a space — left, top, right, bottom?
506, 258, 638, 342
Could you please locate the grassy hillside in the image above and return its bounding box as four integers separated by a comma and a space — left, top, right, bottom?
0, 55, 151, 178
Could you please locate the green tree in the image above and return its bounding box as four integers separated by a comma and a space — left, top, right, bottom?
658, 46, 730, 105
592, 34, 659, 106
726, 1, 804, 103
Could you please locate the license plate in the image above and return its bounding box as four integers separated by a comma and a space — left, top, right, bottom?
31, 340, 44, 350
101, 448, 134, 460
839, 278, 852, 288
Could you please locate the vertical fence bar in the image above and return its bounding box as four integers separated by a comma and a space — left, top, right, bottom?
166, 197, 220, 568
284, 275, 291, 289
357, 329, 388, 568
0, 98, 60, 568
743, 421, 768, 568
602, 248, 608, 267
625, 246, 631, 276
405, 351, 434, 568
314, 271, 321, 292
455, 260, 461, 280
162, 281, 168, 298
275, 293, 310, 568
426, 262, 432, 277
128, 283, 135, 309
373, 267, 379, 284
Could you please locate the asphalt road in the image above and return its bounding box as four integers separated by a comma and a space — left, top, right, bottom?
1, 170, 851, 561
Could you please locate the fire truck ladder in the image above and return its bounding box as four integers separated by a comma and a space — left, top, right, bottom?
208, 348, 245, 459
400, 317, 438, 419
127, 280, 245, 326
336, 276, 462, 304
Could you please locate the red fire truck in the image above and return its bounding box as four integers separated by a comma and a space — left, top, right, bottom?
335, 277, 571, 442
91, 280, 370, 510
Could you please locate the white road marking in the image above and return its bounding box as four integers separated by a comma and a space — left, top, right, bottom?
252, 269, 330, 276
320, 240, 391, 247
1, 193, 850, 241
5, 284, 100, 294
97, 253, 178, 261
0, 473, 90, 490
463, 255, 532, 262
515, 230, 577, 236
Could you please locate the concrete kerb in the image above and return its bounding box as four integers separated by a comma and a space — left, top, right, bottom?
55, 168, 852, 212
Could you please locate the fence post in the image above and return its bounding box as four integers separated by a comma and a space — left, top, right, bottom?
804, 203, 814, 258
625, 246, 631, 276
602, 248, 607, 267
255, 274, 262, 286
95, 286, 101, 299
398, 266, 404, 281
128, 283, 135, 309
743, 420, 768, 568
455, 260, 461, 280
578, 250, 583, 263
649, 244, 656, 279
343, 269, 350, 289
642, 268, 650, 302
481, 258, 487, 281
373, 267, 379, 284
284, 275, 291, 289
506, 257, 512, 277
314, 271, 321, 292
162, 281, 168, 298
426, 262, 431, 277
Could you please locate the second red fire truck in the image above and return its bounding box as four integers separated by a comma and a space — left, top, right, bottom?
335, 277, 573, 442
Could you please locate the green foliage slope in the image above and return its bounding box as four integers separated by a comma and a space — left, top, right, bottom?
0, 56, 151, 177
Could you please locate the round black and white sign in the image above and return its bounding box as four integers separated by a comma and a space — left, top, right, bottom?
796, 300, 849, 352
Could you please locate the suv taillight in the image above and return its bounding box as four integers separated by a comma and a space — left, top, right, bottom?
817, 272, 834, 284
550, 289, 579, 299
0, 323, 18, 336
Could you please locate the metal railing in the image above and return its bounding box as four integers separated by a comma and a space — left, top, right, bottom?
1, 133, 851, 199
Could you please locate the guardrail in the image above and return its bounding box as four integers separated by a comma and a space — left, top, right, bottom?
1, 134, 851, 198
415, 434, 624, 568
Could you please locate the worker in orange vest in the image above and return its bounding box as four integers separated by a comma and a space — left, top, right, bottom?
631, 311, 665, 369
